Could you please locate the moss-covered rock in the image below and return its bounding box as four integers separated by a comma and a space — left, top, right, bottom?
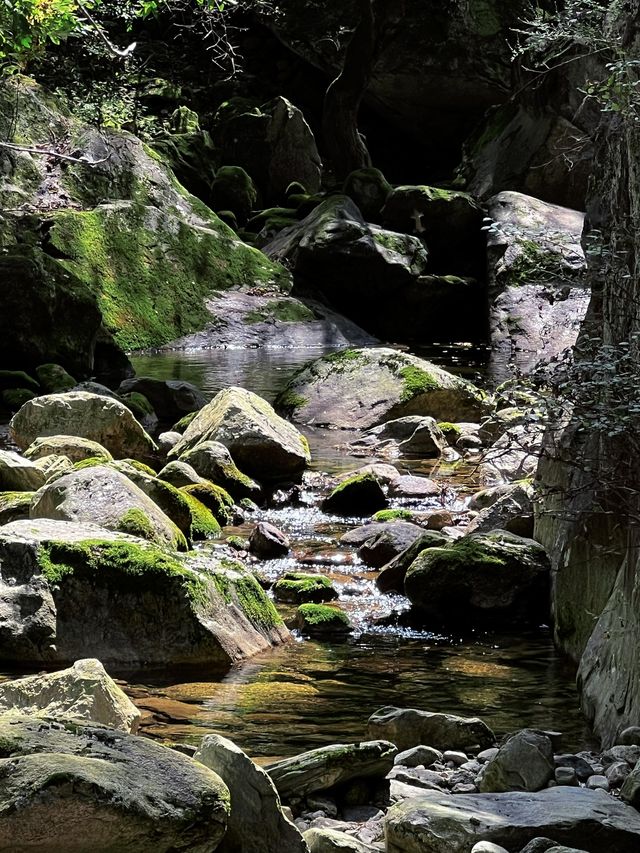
277, 347, 489, 429
0, 370, 39, 393
211, 166, 258, 225
404, 530, 550, 625
294, 604, 352, 638
178, 440, 261, 500
0, 518, 288, 667
0, 491, 33, 524
274, 572, 338, 604
342, 167, 391, 221
376, 531, 453, 593
180, 490, 222, 540
322, 472, 387, 516
181, 482, 234, 526
35, 363, 77, 394
1, 388, 37, 411
24, 435, 113, 464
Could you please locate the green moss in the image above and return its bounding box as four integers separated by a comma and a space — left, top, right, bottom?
120, 459, 157, 476
173, 411, 198, 433
37, 540, 208, 607
181, 482, 233, 525
296, 603, 350, 628
420, 539, 506, 573
235, 573, 281, 632
399, 366, 439, 402
180, 491, 222, 540
244, 299, 315, 325
225, 534, 249, 550
0, 490, 33, 522
1, 388, 37, 410
437, 422, 462, 436
276, 390, 307, 415
507, 240, 570, 287
372, 508, 414, 522
0, 370, 39, 393
120, 391, 155, 420
47, 202, 290, 352
274, 572, 336, 603
325, 349, 363, 367
73, 456, 111, 470
331, 472, 376, 497
118, 508, 155, 539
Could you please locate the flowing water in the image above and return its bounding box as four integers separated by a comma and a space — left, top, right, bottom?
0, 345, 595, 758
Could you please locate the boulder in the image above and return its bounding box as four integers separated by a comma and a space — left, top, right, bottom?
351, 416, 448, 458
0, 491, 33, 524
30, 465, 186, 550
478, 730, 554, 793
295, 604, 352, 638
195, 733, 307, 853
482, 424, 545, 484
266, 741, 397, 799
384, 787, 640, 853
118, 376, 208, 420
357, 523, 426, 569
394, 746, 442, 769
485, 191, 589, 382
0, 714, 229, 853
367, 706, 494, 752
249, 521, 290, 558
621, 760, 640, 807
343, 167, 392, 221
10, 392, 157, 460
465, 482, 535, 537
0, 449, 46, 491
376, 532, 451, 593
169, 386, 310, 481
0, 658, 141, 732
157, 460, 206, 488
212, 95, 322, 202
23, 434, 113, 464
304, 828, 379, 852
274, 572, 338, 604
178, 440, 261, 499
0, 519, 288, 668
322, 473, 388, 515
403, 530, 550, 626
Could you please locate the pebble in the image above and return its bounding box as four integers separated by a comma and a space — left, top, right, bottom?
554, 753, 594, 782
586, 774, 610, 791
443, 750, 468, 766
554, 766, 579, 786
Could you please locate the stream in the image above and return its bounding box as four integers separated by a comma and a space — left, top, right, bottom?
116, 346, 594, 760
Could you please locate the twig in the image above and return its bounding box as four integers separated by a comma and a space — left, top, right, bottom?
0, 140, 108, 166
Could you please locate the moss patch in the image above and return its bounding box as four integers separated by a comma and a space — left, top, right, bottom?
399, 366, 439, 402
173, 411, 198, 433
180, 491, 222, 540
296, 603, 351, 632
117, 508, 156, 540
37, 540, 208, 607
212, 570, 281, 632
244, 299, 315, 325
372, 508, 414, 522
274, 572, 337, 604
181, 483, 233, 525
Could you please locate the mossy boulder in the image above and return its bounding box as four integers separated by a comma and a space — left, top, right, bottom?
180, 490, 222, 541
30, 465, 187, 551
181, 482, 234, 526
0, 450, 46, 491
169, 386, 310, 481
10, 392, 157, 461
211, 166, 258, 225
357, 522, 426, 569
274, 572, 338, 604
0, 518, 288, 667
0, 491, 33, 524
277, 347, 489, 429
24, 435, 113, 464
294, 604, 352, 638
157, 460, 205, 488
322, 472, 388, 516
179, 440, 261, 500
0, 370, 39, 393
0, 714, 230, 853
1, 388, 37, 411
35, 363, 77, 394
342, 167, 392, 222
376, 530, 451, 593
367, 705, 495, 752
404, 530, 550, 626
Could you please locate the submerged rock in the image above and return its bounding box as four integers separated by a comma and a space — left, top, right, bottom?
10, 392, 157, 460
277, 348, 488, 430
0, 659, 141, 733
0, 714, 230, 853
169, 386, 310, 481
266, 741, 396, 799
367, 706, 494, 752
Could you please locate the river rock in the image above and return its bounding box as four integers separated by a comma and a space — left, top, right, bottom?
404, 530, 550, 625
295, 604, 352, 638
266, 741, 397, 799
23, 434, 113, 464
249, 521, 290, 558
485, 191, 589, 382
350, 416, 448, 458
323, 472, 388, 515
304, 828, 380, 852
277, 347, 488, 429
0, 491, 33, 524
384, 786, 640, 853
367, 707, 494, 752
466, 482, 534, 537
0, 449, 46, 491
30, 465, 186, 550
195, 733, 307, 853
357, 523, 426, 568
0, 518, 288, 668
0, 658, 141, 733
482, 423, 545, 484
118, 376, 208, 420
274, 572, 338, 604
478, 730, 554, 793
0, 714, 229, 853
376, 532, 451, 593
157, 460, 206, 488
394, 746, 442, 769
178, 440, 261, 499
10, 392, 157, 460
169, 386, 310, 480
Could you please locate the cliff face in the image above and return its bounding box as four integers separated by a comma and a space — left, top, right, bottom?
535, 0, 640, 746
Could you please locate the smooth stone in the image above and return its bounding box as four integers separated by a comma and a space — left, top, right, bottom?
304, 827, 381, 852
471, 843, 509, 853
368, 706, 495, 752
586, 774, 609, 791
443, 750, 468, 766
0, 449, 46, 491
249, 521, 290, 559
479, 730, 554, 793
554, 767, 578, 786
393, 746, 442, 769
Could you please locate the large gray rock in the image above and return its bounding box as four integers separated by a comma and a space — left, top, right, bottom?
23, 434, 113, 463
376, 531, 451, 593
481, 423, 545, 484
169, 386, 310, 481
195, 733, 307, 853
620, 759, 640, 807
265, 741, 397, 799
0, 658, 141, 733
485, 192, 589, 382
0, 714, 229, 853
304, 828, 379, 852
0, 449, 46, 491
178, 440, 261, 499
350, 416, 448, 458
0, 519, 288, 668
213, 95, 322, 201
30, 464, 186, 550
466, 482, 534, 538
118, 376, 208, 420
264, 196, 483, 344
357, 522, 426, 569
276, 347, 489, 429
403, 530, 550, 625
10, 392, 157, 460
478, 730, 554, 793
367, 707, 494, 752
384, 787, 640, 853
